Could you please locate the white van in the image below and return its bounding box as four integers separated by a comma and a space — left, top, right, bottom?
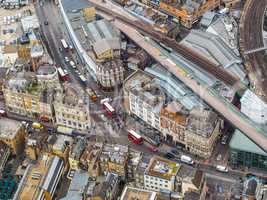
216, 165, 228, 173
180, 155, 194, 165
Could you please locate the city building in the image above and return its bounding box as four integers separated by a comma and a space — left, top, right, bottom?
59, 0, 97, 80
25, 127, 49, 160
0, 142, 11, 174
54, 84, 90, 131
3, 69, 55, 122
229, 89, 267, 171
256, 183, 267, 200
160, 101, 189, 145
206, 14, 239, 56
177, 166, 206, 199
242, 177, 260, 200
141, 0, 220, 28
61, 170, 90, 200
133, 153, 153, 189
79, 142, 103, 178
69, 137, 86, 170
124, 70, 165, 130
46, 134, 73, 163
185, 108, 220, 158
13, 155, 64, 200
36, 64, 60, 89
96, 59, 124, 89
0, 118, 25, 155
99, 143, 128, 179
120, 186, 158, 200
127, 149, 142, 182
0, 0, 28, 9
240, 90, 267, 125
59, 0, 125, 89
229, 129, 267, 171
86, 19, 121, 61
144, 156, 180, 192
221, 0, 241, 8
181, 30, 246, 82
92, 172, 120, 200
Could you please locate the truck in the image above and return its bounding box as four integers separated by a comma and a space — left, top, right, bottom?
180, 155, 194, 165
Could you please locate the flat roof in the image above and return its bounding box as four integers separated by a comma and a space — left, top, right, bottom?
146, 156, 180, 180
62, 170, 89, 200
229, 129, 267, 156
121, 186, 157, 200
0, 118, 21, 139
61, 0, 92, 12
14, 155, 62, 200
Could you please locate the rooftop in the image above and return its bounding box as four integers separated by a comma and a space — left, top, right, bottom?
61, 170, 89, 200
14, 155, 64, 200
187, 107, 218, 137
70, 137, 86, 160
145, 64, 208, 110
36, 64, 57, 76
26, 128, 48, 147
241, 89, 267, 125
124, 70, 165, 111
120, 186, 157, 200
146, 156, 180, 181
181, 30, 246, 81
55, 84, 89, 107
47, 134, 73, 153
100, 143, 128, 164
0, 118, 22, 139
177, 165, 203, 190
229, 129, 267, 156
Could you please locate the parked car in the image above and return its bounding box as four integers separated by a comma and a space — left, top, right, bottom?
64, 57, 69, 62
164, 152, 175, 159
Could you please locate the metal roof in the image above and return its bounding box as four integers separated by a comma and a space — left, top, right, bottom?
61, 0, 92, 12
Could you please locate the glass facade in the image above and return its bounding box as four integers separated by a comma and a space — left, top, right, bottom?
230, 149, 267, 171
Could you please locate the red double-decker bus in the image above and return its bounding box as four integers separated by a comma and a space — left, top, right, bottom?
103, 102, 115, 117
128, 129, 143, 144
57, 67, 70, 81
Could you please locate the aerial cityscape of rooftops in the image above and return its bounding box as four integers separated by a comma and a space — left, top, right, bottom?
0, 0, 267, 199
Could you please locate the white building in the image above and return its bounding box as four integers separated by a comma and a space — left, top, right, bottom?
241, 89, 267, 125
144, 156, 180, 192
54, 84, 90, 131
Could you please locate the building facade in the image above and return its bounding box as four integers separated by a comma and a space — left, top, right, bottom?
0, 142, 11, 174
160, 101, 189, 145
54, 84, 91, 131
96, 59, 124, 89
3, 71, 55, 122
185, 108, 220, 158
0, 118, 26, 155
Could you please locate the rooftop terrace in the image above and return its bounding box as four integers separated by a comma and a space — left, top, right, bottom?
146, 156, 180, 181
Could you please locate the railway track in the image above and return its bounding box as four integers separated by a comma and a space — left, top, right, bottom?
93, 3, 240, 87
240, 0, 267, 101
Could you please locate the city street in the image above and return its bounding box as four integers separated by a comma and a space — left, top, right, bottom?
31, 0, 267, 188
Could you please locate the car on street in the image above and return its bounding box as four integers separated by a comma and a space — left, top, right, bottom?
64, 57, 69, 62
171, 148, 179, 155
164, 152, 175, 159
148, 146, 158, 152
216, 154, 222, 161
221, 135, 228, 145
44, 20, 48, 25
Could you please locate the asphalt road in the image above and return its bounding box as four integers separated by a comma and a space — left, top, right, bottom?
31, 0, 267, 188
